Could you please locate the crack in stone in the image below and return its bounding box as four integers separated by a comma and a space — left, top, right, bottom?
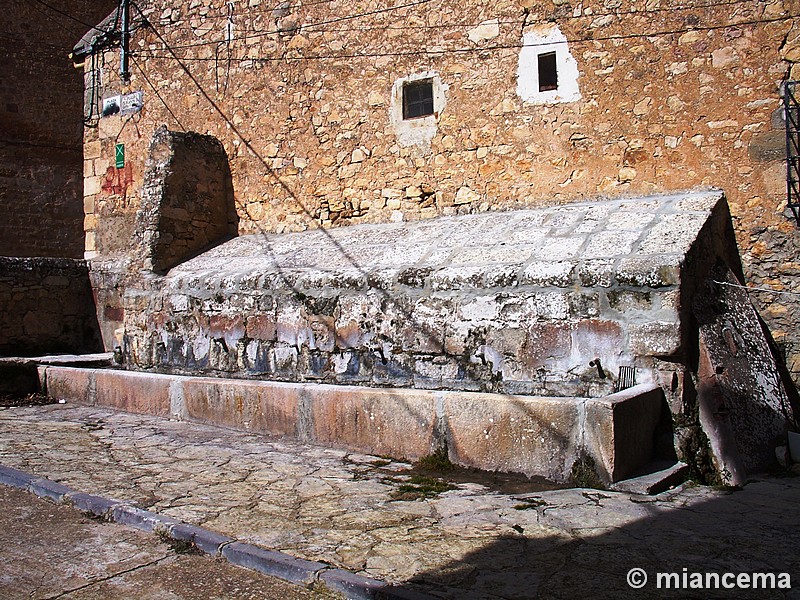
40, 553, 172, 600
26, 570, 48, 600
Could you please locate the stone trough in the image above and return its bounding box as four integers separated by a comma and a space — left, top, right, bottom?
58, 188, 796, 485
41, 366, 662, 484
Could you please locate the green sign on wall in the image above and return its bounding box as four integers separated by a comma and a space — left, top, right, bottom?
115, 143, 125, 169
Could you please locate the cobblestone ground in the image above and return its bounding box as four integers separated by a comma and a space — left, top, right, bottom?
1, 404, 798, 599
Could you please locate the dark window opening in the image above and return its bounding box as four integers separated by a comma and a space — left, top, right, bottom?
538, 52, 558, 92
403, 80, 434, 119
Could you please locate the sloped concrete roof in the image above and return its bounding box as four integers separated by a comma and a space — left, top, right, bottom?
167, 189, 724, 292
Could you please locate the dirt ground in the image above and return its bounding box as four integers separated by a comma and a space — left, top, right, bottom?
0, 485, 340, 599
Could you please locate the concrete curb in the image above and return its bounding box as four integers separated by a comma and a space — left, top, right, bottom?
68, 492, 124, 516
169, 523, 234, 556
0, 463, 436, 600
222, 542, 329, 585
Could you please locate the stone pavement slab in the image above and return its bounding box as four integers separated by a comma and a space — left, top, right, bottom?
1, 404, 799, 599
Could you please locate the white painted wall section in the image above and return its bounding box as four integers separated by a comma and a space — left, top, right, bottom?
517, 25, 581, 105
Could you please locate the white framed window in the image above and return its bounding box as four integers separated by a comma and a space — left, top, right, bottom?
389, 72, 448, 149
517, 24, 581, 105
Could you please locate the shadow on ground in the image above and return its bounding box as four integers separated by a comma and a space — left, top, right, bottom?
394, 476, 800, 599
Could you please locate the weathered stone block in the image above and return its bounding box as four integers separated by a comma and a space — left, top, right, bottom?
308, 386, 437, 459
616, 257, 680, 288
629, 321, 681, 356
246, 314, 277, 341
584, 384, 664, 483
43, 366, 94, 404
638, 213, 710, 255
181, 377, 298, 437
748, 131, 786, 163
694, 267, 793, 485
519, 323, 572, 370
94, 369, 171, 416
444, 393, 582, 481
520, 261, 574, 287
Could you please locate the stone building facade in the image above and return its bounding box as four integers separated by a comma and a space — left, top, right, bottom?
78, 0, 800, 382
0, 0, 116, 258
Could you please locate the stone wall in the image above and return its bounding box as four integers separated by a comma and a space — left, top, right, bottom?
0, 258, 103, 356
0, 0, 115, 258
81, 0, 800, 382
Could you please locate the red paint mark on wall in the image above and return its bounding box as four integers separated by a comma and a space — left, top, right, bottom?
101, 164, 134, 205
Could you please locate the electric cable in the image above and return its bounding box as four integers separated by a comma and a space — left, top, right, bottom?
145, 0, 433, 50
712, 280, 800, 298
132, 11, 800, 63
159, 0, 772, 33
130, 52, 186, 129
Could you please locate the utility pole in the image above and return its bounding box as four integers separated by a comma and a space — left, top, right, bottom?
120, 0, 130, 81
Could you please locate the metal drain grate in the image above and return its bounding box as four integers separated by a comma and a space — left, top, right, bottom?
616, 366, 637, 392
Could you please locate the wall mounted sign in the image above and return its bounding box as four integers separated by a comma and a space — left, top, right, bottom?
115, 143, 125, 169
102, 95, 121, 117
120, 91, 143, 115
101, 91, 143, 118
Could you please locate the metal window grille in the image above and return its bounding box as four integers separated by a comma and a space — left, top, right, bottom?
403, 80, 434, 119
784, 81, 800, 226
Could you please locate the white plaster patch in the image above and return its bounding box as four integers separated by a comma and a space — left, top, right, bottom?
389, 71, 448, 150
475, 344, 504, 375
517, 25, 581, 105
332, 351, 352, 374
468, 19, 500, 44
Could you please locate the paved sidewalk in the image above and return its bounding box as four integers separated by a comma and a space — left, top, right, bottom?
0, 485, 335, 600
1, 404, 799, 599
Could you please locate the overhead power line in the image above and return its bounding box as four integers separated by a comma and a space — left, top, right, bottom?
149, 0, 433, 50
23, 0, 790, 59
130, 52, 186, 129
158, 0, 770, 33
132, 11, 799, 64
712, 280, 800, 298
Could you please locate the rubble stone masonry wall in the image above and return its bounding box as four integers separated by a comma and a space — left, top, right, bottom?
83, 0, 800, 381
0, 0, 115, 258
0, 258, 103, 356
